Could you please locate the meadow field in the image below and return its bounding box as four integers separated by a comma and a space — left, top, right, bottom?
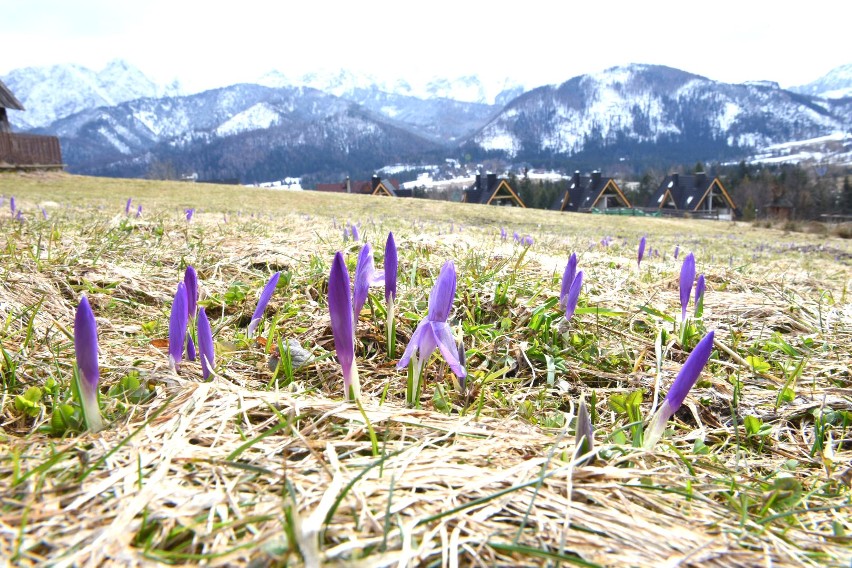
0, 171, 850, 567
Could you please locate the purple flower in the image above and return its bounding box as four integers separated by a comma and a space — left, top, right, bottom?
125, 198, 132, 215
185, 208, 195, 221
644, 330, 715, 449
74, 296, 105, 432
559, 253, 578, 310
694, 274, 706, 317
41, 207, 48, 220
342, 227, 350, 242
397, 261, 465, 381
10, 196, 16, 213
350, 223, 360, 242
197, 307, 215, 380
638, 236, 647, 268
500, 227, 507, 241
513, 231, 520, 243
674, 245, 680, 259
522, 235, 534, 247
329, 251, 360, 399
136, 205, 142, 218
679, 253, 696, 321
247, 272, 281, 336
575, 398, 594, 461
353, 244, 385, 330
186, 335, 196, 361
184, 266, 198, 320
169, 282, 189, 372
385, 232, 397, 303
563, 271, 584, 322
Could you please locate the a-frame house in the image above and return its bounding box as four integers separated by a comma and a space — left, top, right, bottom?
551, 170, 631, 212
648, 172, 739, 219
462, 173, 526, 207
0, 79, 63, 170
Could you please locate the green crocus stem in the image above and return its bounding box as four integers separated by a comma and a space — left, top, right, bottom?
75, 367, 105, 433
386, 298, 396, 359
643, 400, 674, 450
406, 357, 424, 408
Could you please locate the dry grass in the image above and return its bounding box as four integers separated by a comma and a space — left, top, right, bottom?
0, 172, 850, 567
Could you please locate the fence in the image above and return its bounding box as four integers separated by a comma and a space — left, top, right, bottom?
0, 133, 63, 168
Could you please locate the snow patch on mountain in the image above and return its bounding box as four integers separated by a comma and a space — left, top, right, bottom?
791, 64, 852, 99
215, 103, 281, 136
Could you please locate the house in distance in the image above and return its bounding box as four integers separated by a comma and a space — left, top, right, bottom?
0, 79, 64, 170
551, 170, 632, 212
462, 173, 526, 207
647, 172, 739, 220
315, 175, 412, 197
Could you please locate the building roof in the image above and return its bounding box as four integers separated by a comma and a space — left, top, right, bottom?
647, 173, 738, 212
463, 173, 526, 207
315, 176, 402, 196
551, 171, 631, 212
0, 79, 24, 111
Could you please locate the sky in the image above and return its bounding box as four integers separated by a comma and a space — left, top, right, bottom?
1, 0, 850, 92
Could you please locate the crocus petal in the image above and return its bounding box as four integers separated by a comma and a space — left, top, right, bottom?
350, 224, 360, 242
136, 205, 142, 217
396, 318, 429, 370
638, 236, 647, 267
666, 330, 715, 411
385, 232, 397, 302
329, 252, 355, 375
169, 282, 189, 371
427, 261, 456, 322
564, 270, 584, 321
197, 307, 215, 380
248, 271, 281, 336
125, 198, 132, 215
694, 274, 706, 316
674, 245, 680, 260
184, 266, 198, 319
353, 244, 375, 325
560, 253, 578, 308
575, 398, 594, 459
186, 334, 196, 361
679, 253, 696, 321
431, 321, 466, 378
75, 296, 100, 392
10, 196, 16, 213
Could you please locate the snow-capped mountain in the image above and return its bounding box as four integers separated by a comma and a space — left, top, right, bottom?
469, 64, 851, 161
256, 68, 524, 106
791, 63, 852, 99
32, 83, 440, 182
2, 60, 181, 129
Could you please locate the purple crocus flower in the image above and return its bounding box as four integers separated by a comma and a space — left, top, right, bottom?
125, 198, 132, 215
563, 271, 584, 322
136, 205, 142, 218
41, 207, 48, 220
329, 251, 360, 399
644, 330, 715, 449
15, 210, 23, 222
185, 208, 195, 221
638, 236, 647, 268
513, 231, 520, 243
575, 398, 594, 461
74, 296, 105, 432
674, 245, 680, 260
500, 227, 507, 241
694, 274, 706, 317
397, 261, 466, 382
10, 196, 16, 213
169, 282, 189, 372
350, 223, 360, 242
247, 271, 281, 337
197, 307, 215, 380
342, 227, 350, 242
522, 235, 534, 247
385, 232, 397, 304
679, 253, 696, 321
559, 253, 578, 310
353, 244, 385, 330
184, 266, 198, 319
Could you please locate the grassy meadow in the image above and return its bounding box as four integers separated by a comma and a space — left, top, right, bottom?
1, 171, 851, 567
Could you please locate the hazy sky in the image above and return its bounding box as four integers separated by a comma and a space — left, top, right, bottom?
1, 0, 849, 91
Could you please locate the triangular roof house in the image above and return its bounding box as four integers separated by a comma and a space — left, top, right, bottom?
315, 175, 410, 197
0, 79, 25, 134
551, 170, 631, 212
0, 79, 63, 169
462, 173, 526, 207
648, 172, 738, 219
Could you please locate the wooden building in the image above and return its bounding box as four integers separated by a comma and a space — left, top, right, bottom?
463, 173, 526, 207
0, 79, 63, 170
551, 170, 631, 212
647, 172, 738, 220
315, 175, 411, 197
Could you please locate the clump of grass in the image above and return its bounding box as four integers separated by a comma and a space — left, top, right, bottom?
0, 172, 850, 566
